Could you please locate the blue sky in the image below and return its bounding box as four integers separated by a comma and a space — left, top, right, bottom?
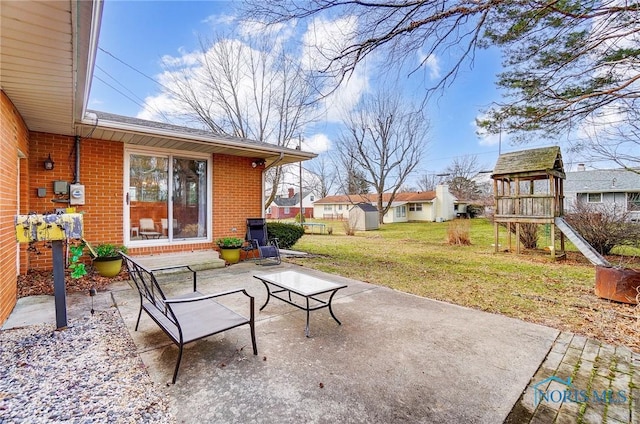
89, 0, 567, 180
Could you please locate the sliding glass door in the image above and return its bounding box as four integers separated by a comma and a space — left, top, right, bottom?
127, 150, 209, 243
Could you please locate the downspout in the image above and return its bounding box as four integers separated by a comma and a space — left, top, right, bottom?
74, 136, 81, 184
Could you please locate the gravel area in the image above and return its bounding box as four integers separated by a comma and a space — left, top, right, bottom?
0, 309, 175, 423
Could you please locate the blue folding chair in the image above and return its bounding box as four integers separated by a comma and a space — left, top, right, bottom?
246, 218, 281, 265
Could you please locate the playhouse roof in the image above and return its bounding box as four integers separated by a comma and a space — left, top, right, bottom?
492, 146, 565, 180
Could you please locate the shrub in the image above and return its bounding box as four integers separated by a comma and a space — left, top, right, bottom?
511, 223, 539, 249
487, 210, 539, 248
267, 222, 305, 249
447, 219, 471, 245
343, 219, 356, 236
564, 200, 640, 255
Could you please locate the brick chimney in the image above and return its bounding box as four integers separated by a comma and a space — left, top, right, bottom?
288, 188, 295, 198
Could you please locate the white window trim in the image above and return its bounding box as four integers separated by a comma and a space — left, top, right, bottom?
587, 193, 602, 203
124, 146, 212, 247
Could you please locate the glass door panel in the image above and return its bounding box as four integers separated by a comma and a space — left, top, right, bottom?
172, 157, 207, 239
128, 154, 169, 241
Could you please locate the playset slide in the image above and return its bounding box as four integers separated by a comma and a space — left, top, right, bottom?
554, 217, 611, 267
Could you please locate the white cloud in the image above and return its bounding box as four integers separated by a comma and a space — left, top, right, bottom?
474, 112, 502, 147
303, 133, 332, 153
203, 13, 236, 27
300, 15, 357, 72
136, 14, 371, 148
417, 50, 441, 80
160, 48, 200, 68
300, 15, 369, 121
576, 105, 627, 141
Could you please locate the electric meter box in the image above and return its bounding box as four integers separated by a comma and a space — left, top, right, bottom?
69, 184, 86, 205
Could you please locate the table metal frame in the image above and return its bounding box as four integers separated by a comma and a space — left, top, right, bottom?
254, 270, 347, 337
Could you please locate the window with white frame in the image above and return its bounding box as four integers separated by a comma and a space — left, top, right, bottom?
395, 205, 407, 218
324, 205, 332, 211
628, 193, 640, 211
127, 150, 210, 242
587, 193, 602, 203
409, 203, 422, 212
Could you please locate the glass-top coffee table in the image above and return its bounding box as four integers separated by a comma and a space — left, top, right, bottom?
254, 270, 347, 337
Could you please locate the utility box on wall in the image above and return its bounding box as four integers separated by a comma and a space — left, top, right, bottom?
69, 184, 86, 205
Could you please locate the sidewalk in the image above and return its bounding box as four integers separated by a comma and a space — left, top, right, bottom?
506, 332, 640, 423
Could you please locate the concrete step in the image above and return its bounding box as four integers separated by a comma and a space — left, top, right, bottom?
133, 250, 225, 271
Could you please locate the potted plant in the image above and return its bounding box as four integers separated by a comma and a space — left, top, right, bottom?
88, 243, 128, 277
216, 237, 244, 264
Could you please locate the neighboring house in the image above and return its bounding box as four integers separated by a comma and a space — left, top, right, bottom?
313, 185, 457, 223
266, 188, 316, 219
564, 166, 640, 221
0, 1, 315, 325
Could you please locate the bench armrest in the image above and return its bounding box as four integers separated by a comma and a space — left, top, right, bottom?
165, 288, 255, 323
165, 288, 253, 304
150, 264, 197, 291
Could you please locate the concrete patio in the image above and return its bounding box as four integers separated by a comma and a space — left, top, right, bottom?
6, 261, 564, 422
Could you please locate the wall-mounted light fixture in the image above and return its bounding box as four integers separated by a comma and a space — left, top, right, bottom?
251, 159, 266, 168
44, 154, 55, 171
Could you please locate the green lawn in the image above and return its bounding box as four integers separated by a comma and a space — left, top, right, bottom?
287, 218, 640, 350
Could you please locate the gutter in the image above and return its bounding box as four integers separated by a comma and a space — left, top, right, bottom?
265, 153, 285, 170
77, 117, 316, 161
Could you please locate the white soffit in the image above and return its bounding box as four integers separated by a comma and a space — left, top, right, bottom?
0, 0, 99, 135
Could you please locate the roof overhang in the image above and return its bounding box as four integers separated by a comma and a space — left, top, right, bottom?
75, 113, 316, 166
0, 0, 102, 135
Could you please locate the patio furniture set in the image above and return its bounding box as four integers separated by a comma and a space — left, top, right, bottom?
120, 219, 348, 383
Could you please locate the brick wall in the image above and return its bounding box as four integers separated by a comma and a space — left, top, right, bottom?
24, 139, 265, 265
25, 133, 126, 269
1, 99, 265, 325
0, 91, 29, 323
212, 154, 264, 239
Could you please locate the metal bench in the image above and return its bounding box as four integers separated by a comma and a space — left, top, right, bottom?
120, 252, 257, 383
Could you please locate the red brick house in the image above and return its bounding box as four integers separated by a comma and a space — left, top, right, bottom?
266, 188, 315, 219
0, 1, 314, 325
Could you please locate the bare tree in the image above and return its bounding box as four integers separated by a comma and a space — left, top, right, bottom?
442, 155, 483, 200
416, 173, 440, 192
242, 0, 493, 93
243, 1, 640, 169
307, 154, 338, 198
158, 33, 321, 208
337, 90, 428, 224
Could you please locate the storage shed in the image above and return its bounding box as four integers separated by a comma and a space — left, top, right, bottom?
349, 203, 379, 231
